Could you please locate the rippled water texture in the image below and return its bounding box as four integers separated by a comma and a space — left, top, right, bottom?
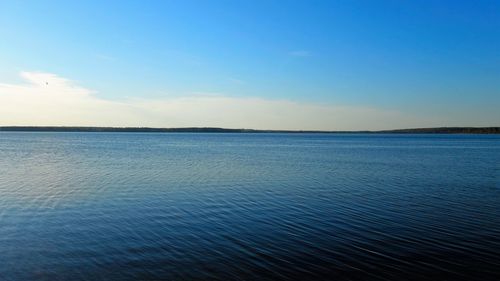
1, 133, 499, 280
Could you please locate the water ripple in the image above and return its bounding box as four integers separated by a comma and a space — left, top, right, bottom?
0, 132, 499, 280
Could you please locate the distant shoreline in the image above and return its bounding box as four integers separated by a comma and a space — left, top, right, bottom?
0, 126, 499, 134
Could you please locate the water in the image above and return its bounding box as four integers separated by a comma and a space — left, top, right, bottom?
0, 132, 499, 280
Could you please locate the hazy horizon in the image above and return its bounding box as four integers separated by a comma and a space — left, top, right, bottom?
1, 1, 499, 130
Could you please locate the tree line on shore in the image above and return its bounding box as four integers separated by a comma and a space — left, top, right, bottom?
0, 126, 499, 134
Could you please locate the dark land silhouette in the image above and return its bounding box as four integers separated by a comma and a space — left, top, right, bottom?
0, 126, 499, 134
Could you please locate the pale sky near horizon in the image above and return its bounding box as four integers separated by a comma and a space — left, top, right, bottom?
0, 0, 499, 130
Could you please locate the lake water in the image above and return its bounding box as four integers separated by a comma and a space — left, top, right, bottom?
1, 132, 499, 280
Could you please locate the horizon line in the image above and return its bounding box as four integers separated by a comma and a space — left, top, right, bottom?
0, 126, 499, 134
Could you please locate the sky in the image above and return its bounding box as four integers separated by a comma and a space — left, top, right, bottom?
0, 0, 499, 130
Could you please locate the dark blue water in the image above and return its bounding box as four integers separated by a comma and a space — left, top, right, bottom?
1, 133, 499, 280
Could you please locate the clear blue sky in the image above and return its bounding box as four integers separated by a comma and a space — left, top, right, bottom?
0, 0, 498, 129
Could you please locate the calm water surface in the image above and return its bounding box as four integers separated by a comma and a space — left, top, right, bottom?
1, 133, 499, 280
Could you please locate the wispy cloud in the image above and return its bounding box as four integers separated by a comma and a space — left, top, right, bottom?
95, 54, 117, 61
228, 77, 245, 84
0, 72, 432, 130
289, 50, 311, 57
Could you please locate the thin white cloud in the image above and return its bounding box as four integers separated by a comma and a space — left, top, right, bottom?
289, 50, 311, 57
228, 77, 245, 84
95, 54, 117, 61
0, 72, 431, 130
